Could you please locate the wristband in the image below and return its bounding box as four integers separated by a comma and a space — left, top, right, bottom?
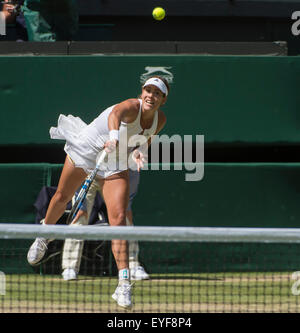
109, 130, 119, 141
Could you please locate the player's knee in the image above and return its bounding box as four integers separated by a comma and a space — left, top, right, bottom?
110, 211, 127, 226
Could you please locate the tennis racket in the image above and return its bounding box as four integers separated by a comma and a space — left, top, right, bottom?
66, 150, 107, 224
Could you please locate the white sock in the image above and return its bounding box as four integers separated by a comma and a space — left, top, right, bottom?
129, 261, 140, 269
118, 268, 130, 284
40, 219, 54, 243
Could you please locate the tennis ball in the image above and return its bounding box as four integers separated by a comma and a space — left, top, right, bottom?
152, 7, 165, 21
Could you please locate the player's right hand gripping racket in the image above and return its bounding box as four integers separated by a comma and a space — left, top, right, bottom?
66, 150, 107, 224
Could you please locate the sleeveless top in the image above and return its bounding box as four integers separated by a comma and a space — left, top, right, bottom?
80, 99, 158, 154
77, 98, 158, 173
50, 99, 158, 176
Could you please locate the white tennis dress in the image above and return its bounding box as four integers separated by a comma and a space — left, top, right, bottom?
49, 99, 158, 178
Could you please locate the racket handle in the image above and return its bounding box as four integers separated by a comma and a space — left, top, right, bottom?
96, 149, 108, 167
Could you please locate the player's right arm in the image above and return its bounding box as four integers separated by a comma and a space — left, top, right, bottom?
108, 99, 140, 130
104, 99, 140, 152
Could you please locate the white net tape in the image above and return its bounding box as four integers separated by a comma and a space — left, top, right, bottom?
1, 224, 300, 243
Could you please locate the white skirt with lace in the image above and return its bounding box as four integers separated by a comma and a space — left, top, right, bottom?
49, 114, 123, 178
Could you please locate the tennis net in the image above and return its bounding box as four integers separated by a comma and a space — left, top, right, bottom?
0, 224, 300, 313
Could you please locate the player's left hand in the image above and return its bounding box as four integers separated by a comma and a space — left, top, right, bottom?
132, 149, 147, 172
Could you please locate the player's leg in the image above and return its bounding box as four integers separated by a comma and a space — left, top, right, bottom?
101, 171, 129, 271
99, 170, 132, 308
45, 156, 87, 224
127, 170, 150, 280
27, 156, 87, 266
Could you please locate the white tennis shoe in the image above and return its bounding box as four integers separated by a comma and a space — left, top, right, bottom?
62, 268, 77, 281
130, 266, 150, 281
112, 282, 132, 309
27, 238, 48, 266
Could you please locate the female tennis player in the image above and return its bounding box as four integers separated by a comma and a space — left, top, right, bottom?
27, 76, 169, 309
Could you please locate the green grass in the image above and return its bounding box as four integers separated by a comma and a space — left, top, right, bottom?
0, 272, 300, 313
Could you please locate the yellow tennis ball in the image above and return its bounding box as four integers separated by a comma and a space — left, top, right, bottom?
152, 7, 165, 21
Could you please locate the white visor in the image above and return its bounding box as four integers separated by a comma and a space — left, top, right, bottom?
143, 77, 168, 96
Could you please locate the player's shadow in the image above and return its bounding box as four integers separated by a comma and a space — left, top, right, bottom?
149, 274, 224, 281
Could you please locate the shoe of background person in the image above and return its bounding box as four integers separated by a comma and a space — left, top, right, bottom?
130, 266, 150, 281
62, 268, 77, 281
27, 238, 49, 266
112, 282, 132, 309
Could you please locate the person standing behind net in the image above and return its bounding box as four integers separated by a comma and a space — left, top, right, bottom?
27, 76, 169, 309
62, 170, 150, 282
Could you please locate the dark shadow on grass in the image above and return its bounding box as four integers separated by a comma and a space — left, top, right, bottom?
149, 274, 224, 281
